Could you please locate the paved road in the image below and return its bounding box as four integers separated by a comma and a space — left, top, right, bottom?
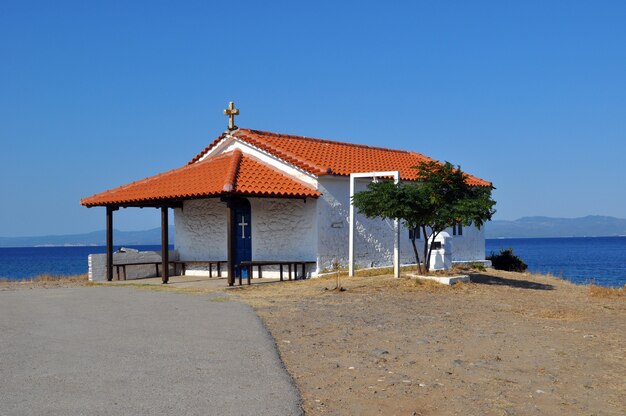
0, 287, 302, 415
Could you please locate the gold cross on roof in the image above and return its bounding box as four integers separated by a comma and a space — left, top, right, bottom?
223, 101, 240, 131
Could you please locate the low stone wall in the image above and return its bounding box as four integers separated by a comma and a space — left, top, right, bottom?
88, 250, 178, 281
452, 259, 492, 268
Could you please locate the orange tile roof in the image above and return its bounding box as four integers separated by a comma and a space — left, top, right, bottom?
191, 128, 491, 186
81, 150, 320, 207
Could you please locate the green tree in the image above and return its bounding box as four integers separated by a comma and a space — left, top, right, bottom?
351, 161, 496, 273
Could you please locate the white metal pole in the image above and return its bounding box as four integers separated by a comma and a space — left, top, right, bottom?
349, 171, 401, 278
349, 174, 356, 277
393, 171, 400, 278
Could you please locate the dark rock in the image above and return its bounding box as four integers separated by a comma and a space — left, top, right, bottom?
370, 348, 389, 358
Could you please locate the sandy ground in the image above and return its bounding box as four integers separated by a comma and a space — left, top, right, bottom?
235, 270, 626, 416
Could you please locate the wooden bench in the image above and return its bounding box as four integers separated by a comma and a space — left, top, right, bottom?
238, 261, 316, 286
171, 260, 227, 277
114, 262, 163, 281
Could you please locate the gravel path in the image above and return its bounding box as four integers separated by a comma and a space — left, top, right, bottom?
0, 286, 302, 416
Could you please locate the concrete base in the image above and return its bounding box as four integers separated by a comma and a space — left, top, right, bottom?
452, 260, 492, 268
411, 274, 470, 285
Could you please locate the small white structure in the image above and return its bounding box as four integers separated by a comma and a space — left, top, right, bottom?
429, 232, 453, 271
82, 103, 492, 284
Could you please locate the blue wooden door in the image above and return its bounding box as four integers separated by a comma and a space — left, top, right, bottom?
233, 199, 252, 278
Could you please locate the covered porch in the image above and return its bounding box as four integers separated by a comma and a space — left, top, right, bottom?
81, 149, 320, 286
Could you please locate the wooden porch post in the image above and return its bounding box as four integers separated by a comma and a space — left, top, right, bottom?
227, 203, 235, 286
106, 206, 115, 281
161, 206, 169, 284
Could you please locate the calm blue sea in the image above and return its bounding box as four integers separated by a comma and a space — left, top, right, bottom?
0, 245, 166, 281
486, 237, 626, 288
1, 238, 625, 287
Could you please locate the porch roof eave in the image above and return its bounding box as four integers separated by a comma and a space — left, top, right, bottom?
80, 191, 320, 209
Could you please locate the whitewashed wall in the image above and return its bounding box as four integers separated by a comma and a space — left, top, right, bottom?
446, 224, 485, 261
316, 176, 487, 271
88, 250, 178, 281
316, 177, 415, 271
249, 198, 317, 278
174, 199, 228, 275
250, 198, 317, 261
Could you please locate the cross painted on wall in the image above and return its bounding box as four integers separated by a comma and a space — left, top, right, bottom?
238, 216, 248, 239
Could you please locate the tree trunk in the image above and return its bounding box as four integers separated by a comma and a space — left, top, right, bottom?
410, 232, 422, 274
422, 225, 430, 272
426, 230, 441, 273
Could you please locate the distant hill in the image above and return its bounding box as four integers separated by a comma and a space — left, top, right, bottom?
486, 216, 626, 238
0, 227, 175, 248
2, 216, 625, 246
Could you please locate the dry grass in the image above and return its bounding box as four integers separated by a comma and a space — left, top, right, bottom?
512, 307, 582, 321
451, 262, 487, 273
318, 264, 421, 278
33, 274, 89, 282
588, 284, 626, 298
319, 263, 485, 279
235, 273, 455, 307
0, 274, 89, 285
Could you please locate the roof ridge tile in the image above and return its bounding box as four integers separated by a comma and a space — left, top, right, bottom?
240, 128, 414, 154
188, 132, 227, 165
223, 149, 242, 192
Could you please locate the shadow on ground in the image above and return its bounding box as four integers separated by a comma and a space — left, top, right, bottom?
469, 273, 554, 290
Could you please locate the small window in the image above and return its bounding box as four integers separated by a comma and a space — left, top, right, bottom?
453, 223, 463, 236
408, 227, 420, 240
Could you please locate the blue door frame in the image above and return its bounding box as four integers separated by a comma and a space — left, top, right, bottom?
232, 199, 252, 278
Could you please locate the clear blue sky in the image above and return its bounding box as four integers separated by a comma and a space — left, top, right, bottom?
1, 1, 625, 237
